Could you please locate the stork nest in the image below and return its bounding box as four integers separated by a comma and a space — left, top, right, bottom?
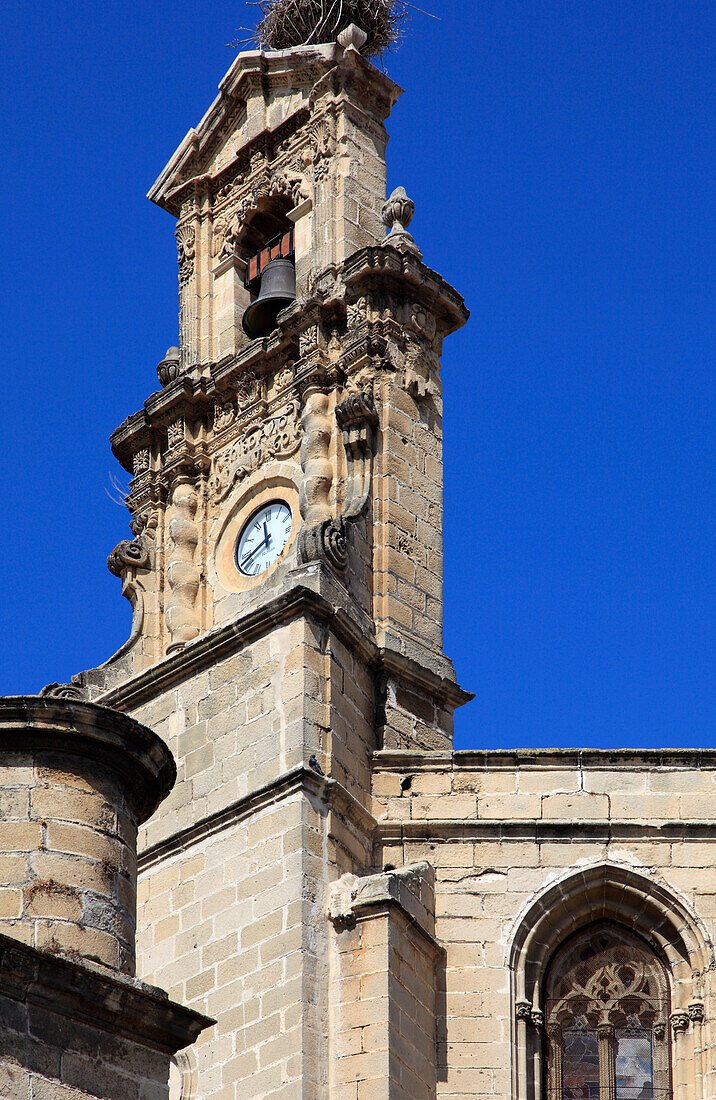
247, 0, 410, 59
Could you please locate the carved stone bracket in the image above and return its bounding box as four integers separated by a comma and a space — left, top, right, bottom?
107, 513, 157, 579
107, 537, 150, 578
670, 1011, 689, 1034
299, 384, 378, 574
335, 389, 378, 522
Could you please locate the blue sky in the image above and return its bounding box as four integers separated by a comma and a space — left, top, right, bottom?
0, 0, 713, 749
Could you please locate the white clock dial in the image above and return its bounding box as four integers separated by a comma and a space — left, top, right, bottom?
235, 500, 293, 577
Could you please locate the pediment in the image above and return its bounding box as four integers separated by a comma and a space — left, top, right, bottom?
148, 44, 340, 216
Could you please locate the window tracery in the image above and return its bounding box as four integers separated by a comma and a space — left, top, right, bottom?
544, 923, 671, 1100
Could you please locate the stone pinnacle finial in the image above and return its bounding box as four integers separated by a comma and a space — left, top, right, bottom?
157, 346, 181, 387
381, 186, 422, 258
337, 23, 368, 52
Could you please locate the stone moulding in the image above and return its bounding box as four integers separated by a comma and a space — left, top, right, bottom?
0, 696, 175, 824
372, 746, 716, 770
94, 585, 471, 715
0, 931, 211, 1054
138, 762, 376, 873
376, 818, 716, 841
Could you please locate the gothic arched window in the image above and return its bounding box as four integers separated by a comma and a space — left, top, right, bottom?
544, 922, 671, 1100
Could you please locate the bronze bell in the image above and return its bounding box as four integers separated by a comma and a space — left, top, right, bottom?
242, 258, 296, 339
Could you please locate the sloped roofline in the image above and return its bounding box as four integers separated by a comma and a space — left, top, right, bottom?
147, 43, 342, 212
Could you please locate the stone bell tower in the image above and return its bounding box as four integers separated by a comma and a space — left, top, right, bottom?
67, 28, 470, 1100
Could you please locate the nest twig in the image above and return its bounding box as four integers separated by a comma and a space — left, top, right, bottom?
231, 0, 413, 59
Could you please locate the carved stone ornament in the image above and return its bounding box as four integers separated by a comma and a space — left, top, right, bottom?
337, 23, 368, 52
167, 417, 185, 450
409, 304, 437, 341
688, 1003, 705, 1023
335, 389, 378, 522
107, 537, 150, 578
132, 448, 150, 476
176, 226, 196, 282
236, 372, 261, 413
381, 186, 422, 258
515, 1000, 533, 1021
299, 387, 378, 574
108, 512, 156, 578
39, 681, 86, 701
305, 116, 335, 180
347, 296, 369, 329
214, 399, 236, 432
299, 325, 321, 357
157, 346, 181, 387
213, 213, 241, 261
301, 517, 348, 573
671, 1011, 689, 1034
270, 172, 307, 207
273, 366, 295, 393
209, 401, 302, 501
166, 480, 200, 652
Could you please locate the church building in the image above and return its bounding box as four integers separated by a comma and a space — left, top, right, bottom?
0, 21, 714, 1100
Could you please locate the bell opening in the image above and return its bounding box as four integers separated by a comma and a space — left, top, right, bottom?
242, 253, 297, 340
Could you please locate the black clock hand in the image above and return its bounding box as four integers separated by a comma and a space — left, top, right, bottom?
240, 535, 269, 568
264, 521, 271, 545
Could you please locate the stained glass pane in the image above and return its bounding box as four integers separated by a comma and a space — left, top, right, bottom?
616, 1028, 654, 1099
563, 1027, 600, 1099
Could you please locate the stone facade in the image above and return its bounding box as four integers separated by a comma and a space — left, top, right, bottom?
0, 29, 713, 1100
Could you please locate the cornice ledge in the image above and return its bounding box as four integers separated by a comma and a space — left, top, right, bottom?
139, 763, 376, 872
376, 820, 716, 841
373, 747, 716, 770
341, 245, 470, 334
0, 932, 212, 1055
0, 696, 175, 824
378, 651, 473, 710
97, 583, 469, 714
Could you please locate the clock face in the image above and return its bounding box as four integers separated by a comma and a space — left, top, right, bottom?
235, 500, 293, 577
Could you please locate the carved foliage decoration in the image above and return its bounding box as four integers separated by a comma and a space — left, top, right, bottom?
132, 448, 150, 476
209, 401, 302, 501
305, 116, 335, 180
167, 417, 185, 450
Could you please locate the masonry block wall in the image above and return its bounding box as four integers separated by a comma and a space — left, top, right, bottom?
372, 751, 716, 1100
0, 697, 210, 1100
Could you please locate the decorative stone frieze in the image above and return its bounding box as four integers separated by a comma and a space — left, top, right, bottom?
208, 398, 301, 501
